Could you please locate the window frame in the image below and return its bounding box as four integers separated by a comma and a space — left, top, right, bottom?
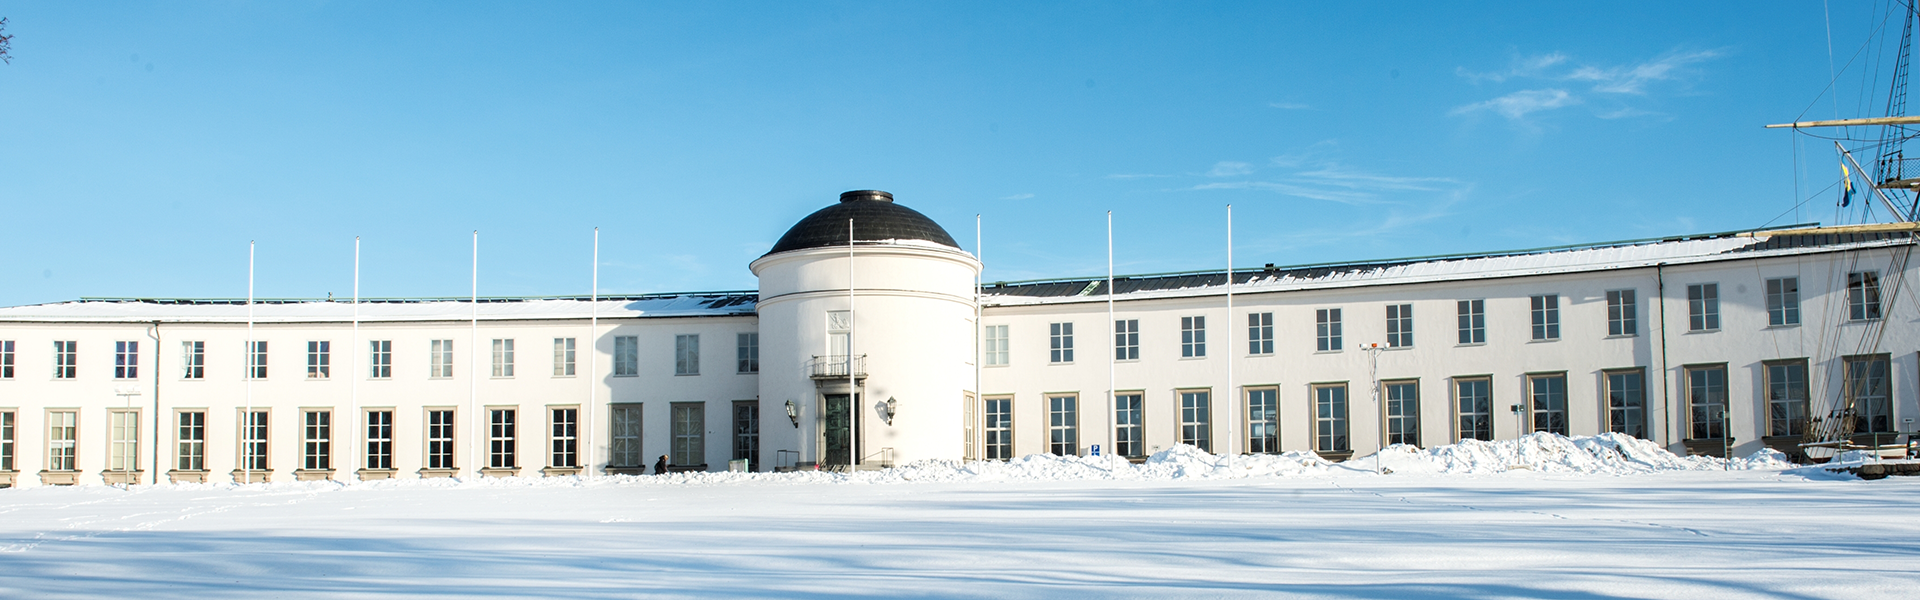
732, 400, 759, 466
1604, 368, 1647, 439
364, 408, 394, 471
428, 339, 453, 379
984, 325, 1010, 367
1456, 300, 1486, 345
1312, 383, 1349, 454
1684, 364, 1729, 440
736, 332, 759, 374
610, 404, 643, 468
984, 395, 1014, 460
1383, 379, 1420, 447
1527, 372, 1569, 436
1114, 391, 1144, 458
1114, 319, 1139, 361
1245, 386, 1279, 453
174, 409, 206, 472
1529, 295, 1560, 341
1315, 308, 1343, 352
46, 409, 77, 472
552, 337, 576, 377
1177, 388, 1212, 452
246, 340, 268, 380
0, 340, 13, 380
670, 402, 705, 467
1180, 316, 1207, 358
1842, 354, 1893, 434
1453, 376, 1493, 442
108, 408, 140, 472
301, 409, 332, 471
368, 340, 392, 379
674, 334, 700, 376
550, 406, 579, 469
238, 408, 270, 471
1046, 393, 1078, 456
1048, 322, 1075, 364
0, 409, 14, 472
181, 340, 205, 380
114, 341, 140, 380
305, 341, 330, 380
1686, 283, 1720, 332
53, 340, 77, 380
1605, 289, 1637, 337
491, 338, 515, 378
1847, 271, 1882, 321
1765, 277, 1801, 326
1247, 312, 1274, 356
1385, 304, 1414, 348
425, 408, 457, 470
488, 407, 518, 469
1763, 359, 1810, 438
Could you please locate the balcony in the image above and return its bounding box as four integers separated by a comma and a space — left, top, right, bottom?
808, 355, 867, 380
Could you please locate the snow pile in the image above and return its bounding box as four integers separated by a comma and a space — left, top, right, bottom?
1370, 432, 1794, 475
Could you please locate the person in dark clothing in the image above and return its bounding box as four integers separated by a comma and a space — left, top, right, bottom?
653, 455, 669, 475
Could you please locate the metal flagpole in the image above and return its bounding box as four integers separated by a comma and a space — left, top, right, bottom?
350, 237, 360, 482
1107, 211, 1115, 458
1225, 205, 1234, 462
974, 215, 982, 461
587, 228, 598, 476
847, 218, 857, 472
244, 241, 254, 483
470, 231, 478, 479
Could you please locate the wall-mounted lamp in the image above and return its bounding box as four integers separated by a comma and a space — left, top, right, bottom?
884, 397, 898, 425
785, 400, 800, 428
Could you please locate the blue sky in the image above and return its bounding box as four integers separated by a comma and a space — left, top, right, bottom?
0, 2, 1901, 305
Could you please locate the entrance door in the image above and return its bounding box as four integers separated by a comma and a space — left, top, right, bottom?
822, 393, 861, 467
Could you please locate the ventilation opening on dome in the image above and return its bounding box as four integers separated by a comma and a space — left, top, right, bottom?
839, 190, 894, 203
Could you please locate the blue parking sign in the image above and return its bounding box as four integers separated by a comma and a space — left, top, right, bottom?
1091, 444, 1101, 457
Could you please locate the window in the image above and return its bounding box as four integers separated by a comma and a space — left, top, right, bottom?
611, 405, 643, 468
1529, 295, 1559, 340
1766, 277, 1800, 326
736, 333, 759, 374
489, 409, 517, 469
240, 410, 269, 471
1454, 378, 1492, 442
551, 407, 579, 468
1528, 374, 1568, 436
670, 403, 704, 467
1606, 290, 1637, 336
109, 410, 139, 472
614, 336, 639, 376
985, 396, 1013, 460
426, 409, 456, 469
176, 411, 205, 471
1685, 365, 1727, 439
365, 409, 393, 470
47, 411, 76, 471
182, 341, 205, 379
1687, 283, 1719, 331
1114, 320, 1139, 360
1844, 354, 1893, 433
1115, 393, 1143, 458
732, 401, 758, 466
553, 338, 576, 376
53, 340, 77, 379
984, 325, 1009, 366
115, 341, 139, 379
1386, 304, 1414, 348
305, 341, 329, 379
1384, 381, 1419, 446
1848, 272, 1882, 320
429, 340, 453, 378
1456, 300, 1486, 344
1606, 370, 1647, 439
1765, 360, 1809, 438
369, 340, 391, 379
0, 410, 13, 472
1248, 313, 1274, 355
675, 334, 699, 376
302, 410, 331, 471
1047, 394, 1078, 456
1179, 390, 1211, 451
1314, 384, 1349, 453
1049, 323, 1074, 364
1246, 387, 1277, 453
1180, 317, 1206, 358
0, 340, 13, 379
1315, 309, 1342, 352
247, 341, 268, 379
491, 339, 514, 377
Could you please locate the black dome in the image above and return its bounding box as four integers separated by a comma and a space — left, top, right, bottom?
766, 190, 961, 255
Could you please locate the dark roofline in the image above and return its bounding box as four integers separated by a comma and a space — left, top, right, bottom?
71, 291, 759, 306
983, 222, 1822, 289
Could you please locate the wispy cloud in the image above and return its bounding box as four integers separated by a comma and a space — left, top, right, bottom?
1106, 173, 1172, 179
1566, 49, 1722, 94
1190, 160, 1467, 207
1206, 161, 1253, 177
1267, 102, 1311, 110
1456, 52, 1568, 83
1452, 48, 1724, 122
999, 193, 1034, 200
1451, 89, 1577, 120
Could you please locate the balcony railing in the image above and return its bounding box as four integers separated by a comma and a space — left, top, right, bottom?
808, 354, 867, 379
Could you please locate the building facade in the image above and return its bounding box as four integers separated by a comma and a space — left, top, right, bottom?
0, 191, 1913, 487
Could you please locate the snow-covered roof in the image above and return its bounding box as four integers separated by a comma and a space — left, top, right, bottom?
0, 293, 758, 324
982, 229, 1918, 306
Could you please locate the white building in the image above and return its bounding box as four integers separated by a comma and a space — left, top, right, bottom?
0, 190, 1913, 487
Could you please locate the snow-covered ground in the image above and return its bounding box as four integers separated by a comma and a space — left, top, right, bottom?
1, 434, 1915, 599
